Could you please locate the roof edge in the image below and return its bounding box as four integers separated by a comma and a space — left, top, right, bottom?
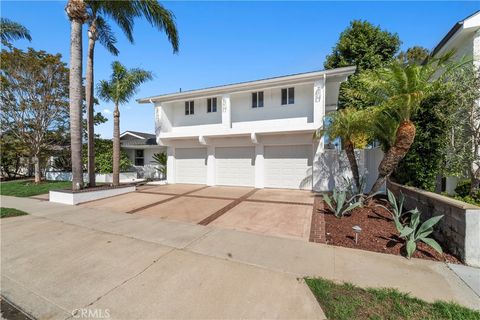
431, 10, 480, 57
137, 66, 356, 104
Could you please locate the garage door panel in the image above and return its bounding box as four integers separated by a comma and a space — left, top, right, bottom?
216, 147, 255, 187
175, 148, 207, 184
265, 145, 312, 190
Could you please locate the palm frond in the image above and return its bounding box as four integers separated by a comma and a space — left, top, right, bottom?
1, 18, 31, 47
95, 16, 119, 56
131, 0, 179, 53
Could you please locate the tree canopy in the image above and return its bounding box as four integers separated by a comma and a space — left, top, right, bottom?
1, 48, 69, 182
324, 20, 401, 72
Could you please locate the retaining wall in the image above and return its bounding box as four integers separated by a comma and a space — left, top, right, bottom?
387, 180, 480, 267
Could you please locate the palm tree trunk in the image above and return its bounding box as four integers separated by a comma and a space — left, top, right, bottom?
344, 140, 360, 190
86, 24, 96, 187
112, 103, 120, 186
370, 120, 416, 194
66, 0, 86, 191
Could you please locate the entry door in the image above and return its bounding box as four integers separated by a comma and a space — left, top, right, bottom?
216, 147, 255, 187
175, 148, 207, 184
264, 145, 313, 189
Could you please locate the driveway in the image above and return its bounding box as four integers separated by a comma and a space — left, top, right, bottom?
79, 184, 318, 241
2, 195, 479, 320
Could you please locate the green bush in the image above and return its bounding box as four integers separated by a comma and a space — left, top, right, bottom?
89, 139, 131, 173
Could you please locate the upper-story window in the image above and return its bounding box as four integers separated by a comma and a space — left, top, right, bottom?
185, 100, 194, 115
207, 97, 217, 113
281, 87, 295, 105
252, 91, 264, 108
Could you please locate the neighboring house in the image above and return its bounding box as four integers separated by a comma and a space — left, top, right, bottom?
431, 10, 479, 67
431, 11, 480, 194
137, 66, 359, 190
120, 131, 166, 179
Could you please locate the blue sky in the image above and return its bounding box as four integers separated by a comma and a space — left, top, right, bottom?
2, 1, 479, 138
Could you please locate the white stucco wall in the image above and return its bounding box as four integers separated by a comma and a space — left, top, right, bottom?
230, 84, 314, 124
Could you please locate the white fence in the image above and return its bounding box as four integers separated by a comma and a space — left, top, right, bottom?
312, 147, 384, 192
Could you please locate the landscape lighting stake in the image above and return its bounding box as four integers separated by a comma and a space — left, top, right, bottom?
352, 225, 362, 245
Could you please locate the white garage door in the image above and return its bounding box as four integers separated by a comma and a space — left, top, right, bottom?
216, 147, 255, 187
264, 145, 313, 189
175, 148, 207, 184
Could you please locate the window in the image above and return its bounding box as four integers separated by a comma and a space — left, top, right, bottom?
251, 91, 264, 108
207, 97, 217, 113
135, 149, 144, 166
281, 87, 295, 105
185, 101, 194, 115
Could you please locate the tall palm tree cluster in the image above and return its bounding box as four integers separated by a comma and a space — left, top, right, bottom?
318, 53, 457, 194
65, 0, 179, 190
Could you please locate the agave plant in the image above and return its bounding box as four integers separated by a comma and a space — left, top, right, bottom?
398, 209, 444, 259
377, 189, 407, 231
323, 188, 362, 218
379, 189, 444, 259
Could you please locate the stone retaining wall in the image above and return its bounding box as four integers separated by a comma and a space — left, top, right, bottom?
387, 180, 480, 267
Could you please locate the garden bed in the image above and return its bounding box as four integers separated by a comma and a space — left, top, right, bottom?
320, 200, 462, 264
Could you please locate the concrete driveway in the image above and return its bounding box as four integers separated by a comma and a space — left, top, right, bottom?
2, 195, 479, 320
80, 184, 317, 241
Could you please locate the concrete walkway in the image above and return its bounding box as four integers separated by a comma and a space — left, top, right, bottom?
1, 196, 479, 320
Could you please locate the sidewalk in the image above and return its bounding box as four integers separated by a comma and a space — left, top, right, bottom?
1, 196, 479, 319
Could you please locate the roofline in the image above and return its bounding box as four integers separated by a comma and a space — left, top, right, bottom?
137, 66, 356, 104
431, 10, 480, 57
120, 131, 147, 139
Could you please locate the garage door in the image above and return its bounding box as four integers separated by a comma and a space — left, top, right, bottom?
216, 147, 255, 186
264, 145, 312, 189
175, 148, 207, 184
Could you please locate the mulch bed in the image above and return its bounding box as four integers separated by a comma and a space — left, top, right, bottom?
320, 200, 462, 264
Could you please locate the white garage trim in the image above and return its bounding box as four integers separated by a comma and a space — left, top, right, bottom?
264, 145, 313, 190
175, 148, 207, 184
215, 147, 255, 187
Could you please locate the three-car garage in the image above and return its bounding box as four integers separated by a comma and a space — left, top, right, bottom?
171, 138, 314, 190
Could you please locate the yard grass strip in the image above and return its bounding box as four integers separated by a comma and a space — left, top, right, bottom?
305, 277, 480, 320
1, 207, 28, 219
0, 180, 71, 197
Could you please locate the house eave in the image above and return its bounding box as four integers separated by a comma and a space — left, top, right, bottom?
137, 66, 355, 104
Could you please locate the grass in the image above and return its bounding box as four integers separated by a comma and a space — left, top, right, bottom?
0, 180, 71, 197
0, 207, 28, 218
305, 278, 480, 320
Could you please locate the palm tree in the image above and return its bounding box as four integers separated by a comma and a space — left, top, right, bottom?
84, 0, 179, 187
0, 18, 31, 48
97, 61, 152, 186
353, 56, 454, 194
315, 107, 371, 190
65, 0, 88, 191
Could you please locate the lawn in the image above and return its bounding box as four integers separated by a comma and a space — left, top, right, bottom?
305, 278, 480, 320
0, 207, 28, 218
0, 180, 71, 197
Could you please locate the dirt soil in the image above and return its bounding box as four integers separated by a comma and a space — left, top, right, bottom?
321, 201, 462, 264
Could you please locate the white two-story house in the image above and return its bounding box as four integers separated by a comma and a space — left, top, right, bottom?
137, 66, 356, 190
